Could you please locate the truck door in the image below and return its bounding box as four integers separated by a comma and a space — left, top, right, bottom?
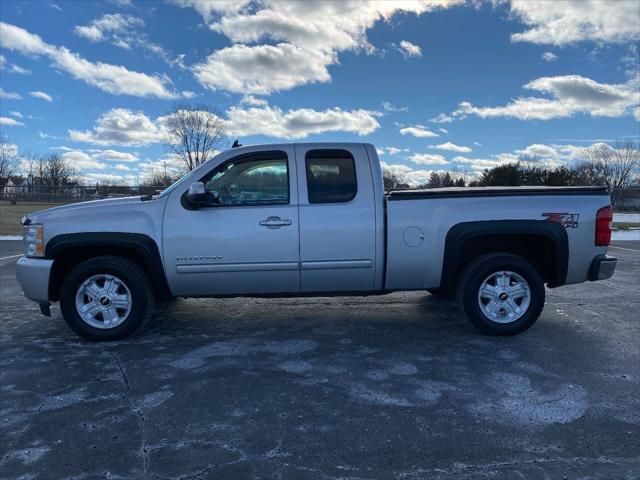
163, 147, 300, 296
295, 144, 377, 292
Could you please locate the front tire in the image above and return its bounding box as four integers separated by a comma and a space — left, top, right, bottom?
457, 253, 545, 336
60, 256, 154, 341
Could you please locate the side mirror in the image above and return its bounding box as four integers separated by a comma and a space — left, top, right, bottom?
185, 182, 208, 207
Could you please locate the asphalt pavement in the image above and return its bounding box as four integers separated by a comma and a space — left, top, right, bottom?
1, 240, 639, 479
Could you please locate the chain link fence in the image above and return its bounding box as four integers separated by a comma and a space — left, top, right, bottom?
0, 185, 167, 205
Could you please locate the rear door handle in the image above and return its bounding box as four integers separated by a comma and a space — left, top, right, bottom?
259, 216, 292, 229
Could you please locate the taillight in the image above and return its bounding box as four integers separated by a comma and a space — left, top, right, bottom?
595, 205, 612, 246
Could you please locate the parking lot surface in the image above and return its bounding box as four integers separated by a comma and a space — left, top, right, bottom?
1, 240, 639, 479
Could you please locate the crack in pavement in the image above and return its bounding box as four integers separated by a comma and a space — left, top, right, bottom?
0, 389, 50, 468
106, 349, 149, 478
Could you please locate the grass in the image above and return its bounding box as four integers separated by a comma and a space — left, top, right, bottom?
0, 202, 63, 235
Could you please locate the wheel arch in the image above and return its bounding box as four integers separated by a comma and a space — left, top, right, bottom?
440, 220, 568, 291
46, 232, 172, 302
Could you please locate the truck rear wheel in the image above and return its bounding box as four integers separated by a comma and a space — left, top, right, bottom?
60, 256, 154, 341
457, 253, 545, 336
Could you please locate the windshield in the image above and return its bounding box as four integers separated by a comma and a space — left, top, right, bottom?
155, 152, 224, 199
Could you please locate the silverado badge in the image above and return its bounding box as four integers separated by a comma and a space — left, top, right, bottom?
542, 212, 580, 228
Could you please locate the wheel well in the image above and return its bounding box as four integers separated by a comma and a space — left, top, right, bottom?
455, 234, 556, 286
49, 246, 171, 302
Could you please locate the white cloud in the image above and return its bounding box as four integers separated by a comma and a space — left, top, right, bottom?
73, 14, 182, 68
430, 113, 454, 123
70, 101, 381, 146
194, 43, 333, 94
93, 149, 140, 162
378, 147, 409, 155
114, 163, 131, 171
240, 95, 268, 106
61, 150, 107, 170
0, 54, 30, 74
0, 21, 178, 99
2, 142, 18, 157
430, 142, 472, 153
397, 40, 422, 58
39, 131, 63, 140
9, 111, 23, 118
385, 147, 409, 155
504, 0, 640, 46
450, 142, 590, 171
452, 74, 640, 120
69, 108, 167, 146
108, 0, 134, 7
452, 155, 509, 171
400, 125, 439, 138
409, 153, 449, 165
138, 153, 186, 179
513, 143, 585, 165
0, 87, 22, 100
169, 0, 248, 21
382, 101, 408, 112
73, 13, 143, 42
634, 106, 640, 121
226, 104, 381, 139
438, 128, 448, 134
185, 0, 461, 94
0, 116, 24, 127
381, 161, 436, 187
541, 51, 558, 62
82, 172, 136, 185
29, 90, 53, 102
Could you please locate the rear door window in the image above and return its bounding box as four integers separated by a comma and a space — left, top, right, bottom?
305, 150, 357, 203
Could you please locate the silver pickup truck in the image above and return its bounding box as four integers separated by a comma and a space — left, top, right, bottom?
16, 142, 616, 341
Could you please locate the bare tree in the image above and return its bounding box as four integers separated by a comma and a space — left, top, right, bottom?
382, 168, 409, 190
35, 153, 77, 188
164, 103, 226, 171
141, 170, 181, 188
0, 135, 17, 179
578, 140, 640, 204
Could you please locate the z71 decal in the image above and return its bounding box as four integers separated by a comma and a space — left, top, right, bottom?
542, 212, 580, 228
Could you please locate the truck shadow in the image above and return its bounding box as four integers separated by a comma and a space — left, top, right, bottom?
147, 294, 465, 339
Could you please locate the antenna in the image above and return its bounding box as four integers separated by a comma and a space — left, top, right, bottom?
232, 139, 242, 148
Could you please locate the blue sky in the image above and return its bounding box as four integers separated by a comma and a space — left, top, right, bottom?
0, 0, 639, 185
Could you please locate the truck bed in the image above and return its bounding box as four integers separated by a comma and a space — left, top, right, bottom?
386, 186, 608, 200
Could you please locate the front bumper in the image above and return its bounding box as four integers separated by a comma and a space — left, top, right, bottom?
16, 257, 53, 304
588, 255, 617, 281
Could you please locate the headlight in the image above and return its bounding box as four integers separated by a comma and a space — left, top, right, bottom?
24, 224, 44, 257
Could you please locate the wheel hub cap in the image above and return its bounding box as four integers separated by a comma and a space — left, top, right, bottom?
75, 274, 132, 329
477, 270, 531, 324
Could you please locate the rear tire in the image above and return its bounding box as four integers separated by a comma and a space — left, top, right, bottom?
457, 253, 545, 336
60, 256, 154, 341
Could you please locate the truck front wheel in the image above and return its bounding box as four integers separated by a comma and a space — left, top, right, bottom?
457, 253, 545, 336
59, 256, 154, 341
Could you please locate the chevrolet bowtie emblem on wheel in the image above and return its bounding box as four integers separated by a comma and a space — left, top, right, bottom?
542, 212, 580, 228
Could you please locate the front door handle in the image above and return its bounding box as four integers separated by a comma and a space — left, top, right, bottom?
259, 216, 292, 229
